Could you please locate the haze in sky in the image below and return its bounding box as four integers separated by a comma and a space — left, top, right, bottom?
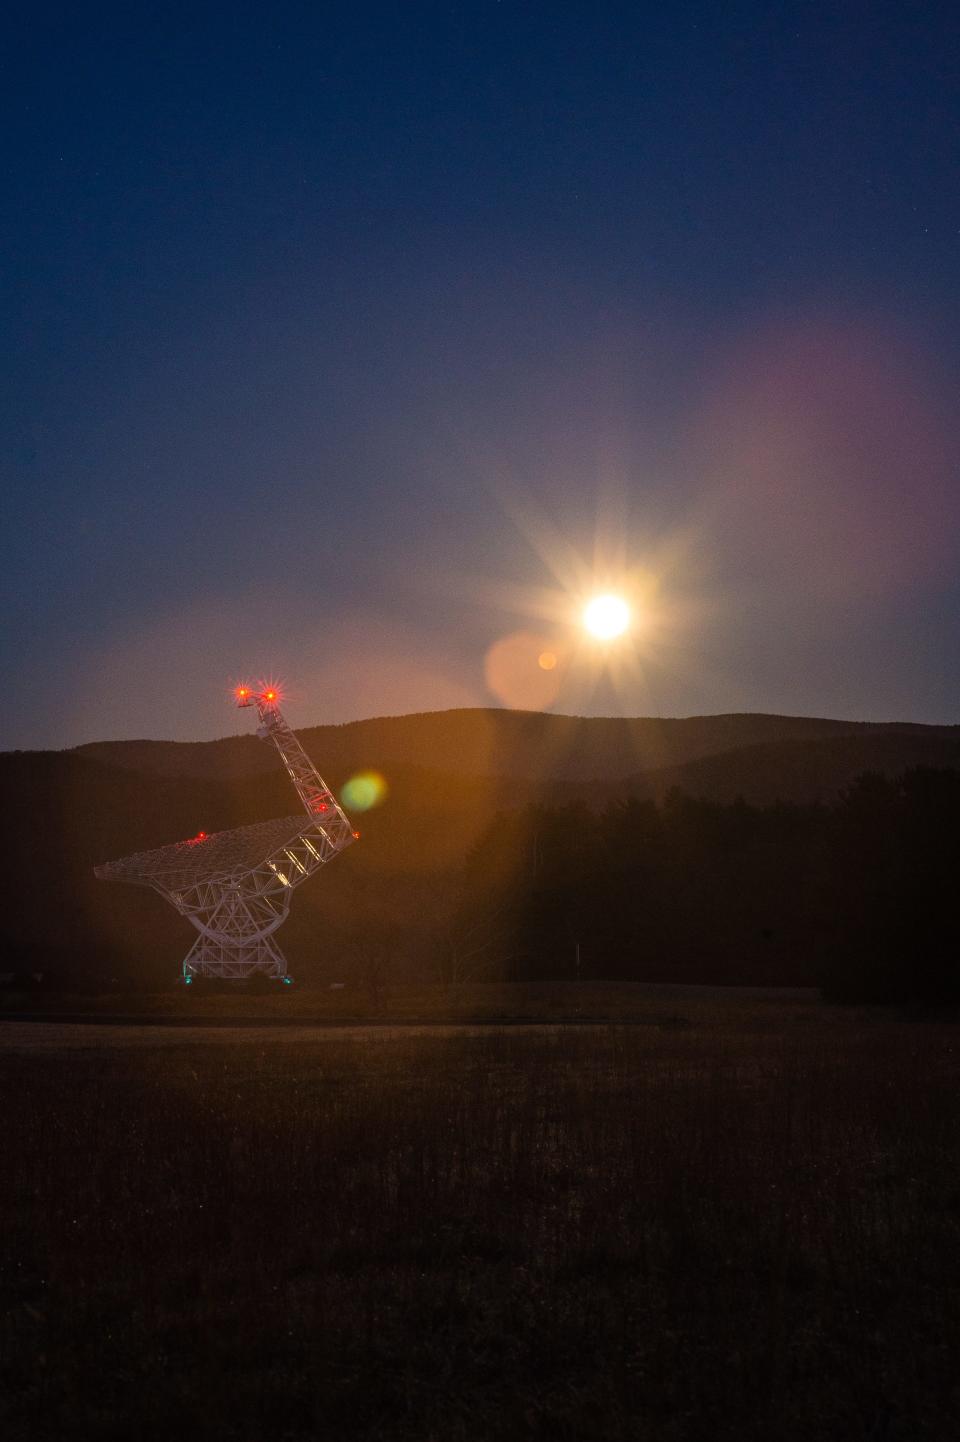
3, 1, 958, 748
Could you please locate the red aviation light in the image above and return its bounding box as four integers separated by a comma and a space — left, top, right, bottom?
252, 678, 285, 705
352, 830, 361, 840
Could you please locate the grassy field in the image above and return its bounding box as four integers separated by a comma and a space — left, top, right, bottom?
0, 978, 821, 1024
2, 996, 958, 1440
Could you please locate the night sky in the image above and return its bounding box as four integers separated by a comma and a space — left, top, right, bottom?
3, 2, 959, 749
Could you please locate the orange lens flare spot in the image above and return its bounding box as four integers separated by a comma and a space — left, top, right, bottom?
484, 632, 564, 710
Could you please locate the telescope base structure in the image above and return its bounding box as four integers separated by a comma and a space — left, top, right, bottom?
182, 931, 289, 981
96, 812, 355, 985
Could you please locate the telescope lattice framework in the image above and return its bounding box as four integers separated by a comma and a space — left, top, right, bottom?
94, 687, 357, 982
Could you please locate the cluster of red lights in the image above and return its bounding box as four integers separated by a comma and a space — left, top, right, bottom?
234, 684, 280, 704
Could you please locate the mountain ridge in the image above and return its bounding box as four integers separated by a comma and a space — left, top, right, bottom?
68, 708, 960, 785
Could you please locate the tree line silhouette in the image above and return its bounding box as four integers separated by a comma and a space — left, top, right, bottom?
444, 767, 960, 1003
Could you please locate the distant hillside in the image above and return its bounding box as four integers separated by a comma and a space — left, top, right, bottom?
618, 732, 960, 806
73, 708, 958, 785
3, 708, 959, 992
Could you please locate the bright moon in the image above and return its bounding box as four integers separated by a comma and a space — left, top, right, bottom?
583, 593, 631, 640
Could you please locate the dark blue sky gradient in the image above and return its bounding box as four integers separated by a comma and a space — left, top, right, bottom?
3, 2, 959, 746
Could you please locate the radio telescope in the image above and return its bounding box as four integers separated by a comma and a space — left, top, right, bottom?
94, 686, 357, 984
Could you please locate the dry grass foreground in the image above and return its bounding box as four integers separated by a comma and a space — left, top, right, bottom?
0, 979, 820, 1025
2, 999, 959, 1440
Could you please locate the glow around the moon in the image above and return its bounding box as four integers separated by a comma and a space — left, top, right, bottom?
583, 594, 631, 640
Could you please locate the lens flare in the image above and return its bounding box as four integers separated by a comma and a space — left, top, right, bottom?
341, 771, 388, 812
484, 631, 565, 710
583, 594, 630, 640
